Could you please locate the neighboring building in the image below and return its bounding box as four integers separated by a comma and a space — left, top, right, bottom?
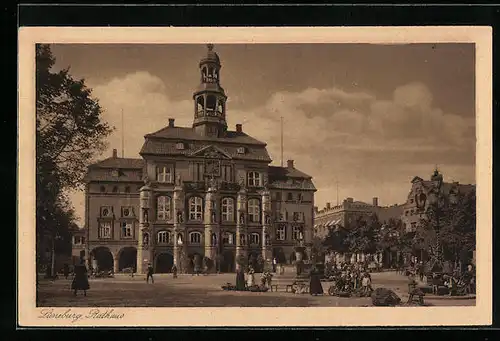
401, 169, 476, 233
313, 197, 404, 239
83, 44, 316, 274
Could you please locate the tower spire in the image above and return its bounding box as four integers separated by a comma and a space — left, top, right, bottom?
192, 44, 227, 138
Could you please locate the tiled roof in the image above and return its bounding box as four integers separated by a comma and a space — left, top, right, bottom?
268, 166, 313, 180
90, 157, 144, 169
145, 126, 267, 146
84, 168, 144, 183
140, 138, 272, 162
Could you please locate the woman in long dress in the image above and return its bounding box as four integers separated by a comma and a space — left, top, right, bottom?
236, 267, 246, 290
246, 266, 255, 287
309, 266, 324, 296
71, 261, 90, 296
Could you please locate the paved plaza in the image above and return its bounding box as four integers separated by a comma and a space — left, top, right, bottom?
37, 271, 475, 307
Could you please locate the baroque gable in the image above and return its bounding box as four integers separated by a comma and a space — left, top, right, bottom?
189, 144, 232, 160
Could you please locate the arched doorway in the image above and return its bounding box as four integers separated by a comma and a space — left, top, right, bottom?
221, 250, 235, 273
118, 247, 137, 272
91, 247, 113, 272
155, 252, 174, 273
273, 247, 286, 264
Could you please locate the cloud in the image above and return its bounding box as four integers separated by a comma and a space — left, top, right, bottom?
69, 73, 474, 225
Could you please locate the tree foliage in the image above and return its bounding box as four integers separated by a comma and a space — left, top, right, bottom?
344, 214, 380, 255
417, 187, 476, 264
36, 44, 113, 264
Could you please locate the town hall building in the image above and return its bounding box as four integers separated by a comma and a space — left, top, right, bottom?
83, 44, 316, 274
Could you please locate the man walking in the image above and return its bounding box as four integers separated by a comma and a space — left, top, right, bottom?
272, 257, 277, 273
146, 263, 154, 284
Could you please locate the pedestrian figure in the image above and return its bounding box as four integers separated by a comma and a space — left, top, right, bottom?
235, 267, 246, 291
272, 257, 277, 273
309, 265, 324, 296
246, 266, 255, 287
172, 264, 178, 279
146, 263, 154, 283
408, 274, 424, 305
280, 263, 285, 275
362, 272, 373, 296
71, 261, 90, 296
63, 263, 70, 280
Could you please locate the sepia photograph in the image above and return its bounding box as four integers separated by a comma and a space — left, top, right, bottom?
18, 27, 492, 327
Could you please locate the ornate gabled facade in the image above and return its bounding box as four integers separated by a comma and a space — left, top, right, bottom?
401, 169, 475, 233
83, 45, 316, 274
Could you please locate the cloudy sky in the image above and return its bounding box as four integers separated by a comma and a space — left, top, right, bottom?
49, 43, 476, 226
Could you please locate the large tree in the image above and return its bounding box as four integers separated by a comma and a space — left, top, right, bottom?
417, 187, 476, 271
344, 214, 381, 255
36, 44, 113, 271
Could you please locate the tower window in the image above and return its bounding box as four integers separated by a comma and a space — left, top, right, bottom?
237, 147, 246, 154
206, 95, 217, 115
176, 142, 185, 150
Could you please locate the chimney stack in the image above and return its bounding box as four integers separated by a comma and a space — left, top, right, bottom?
236, 124, 242, 133
326, 202, 331, 210
287, 160, 294, 168
373, 197, 379, 207
168, 118, 175, 128
112, 149, 117, 158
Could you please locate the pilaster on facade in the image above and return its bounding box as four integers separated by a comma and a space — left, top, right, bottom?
138, 184, 152, 274
260, 188, 272, 262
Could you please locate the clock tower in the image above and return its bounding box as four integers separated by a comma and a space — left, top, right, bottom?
192, 44, 228, 138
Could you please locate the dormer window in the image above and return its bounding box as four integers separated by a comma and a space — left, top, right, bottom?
176, 142, 185, 150
237, 147, 246, 154
111, 169, 119, 177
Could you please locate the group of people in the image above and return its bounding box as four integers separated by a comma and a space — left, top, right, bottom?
326, 262, 374, 296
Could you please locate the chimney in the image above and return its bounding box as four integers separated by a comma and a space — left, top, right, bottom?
112, 149, 117, 158
236, 124, 242, 133
168, 118, 175, 128
326, 202, 331, 210
373, 197, 379, 207
287, 160, 294, 168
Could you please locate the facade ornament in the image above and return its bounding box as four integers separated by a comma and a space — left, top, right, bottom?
143, 233, 149, 246
142, 208, 149, 223
177, 210, 184, 223
239, 212, 245, 225
175, 173, 182, 186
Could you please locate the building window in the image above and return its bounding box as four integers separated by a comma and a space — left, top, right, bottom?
287, 192, 293, 201
73, 236, 85, 245
292, 225, 304, 241
156, 165, 173, 183
157, 196, 172, 220
157, 231, 170, 244
189, 197, 203, 221
222, 232, 235, 245
276, 225, 286, 240
237, 147, 246, 154
125, 186, 131, 193
247, 171, 261, 187
222, 165, 233, 182
293, 212, 304, 222
275, 192, 282, 201
98, 222, 112, 239
275, 210, 284, 222
221, 197, 235, 222
112, 186, 118, 193
100, 186, 106, 193
250, 233, 260, 246
297, 193, 303, 202
176, 142, 185, 150
121, 222, 133, 238
248, 198, 260, 223
189, 232, 202, 244
192, 163, 204, 181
